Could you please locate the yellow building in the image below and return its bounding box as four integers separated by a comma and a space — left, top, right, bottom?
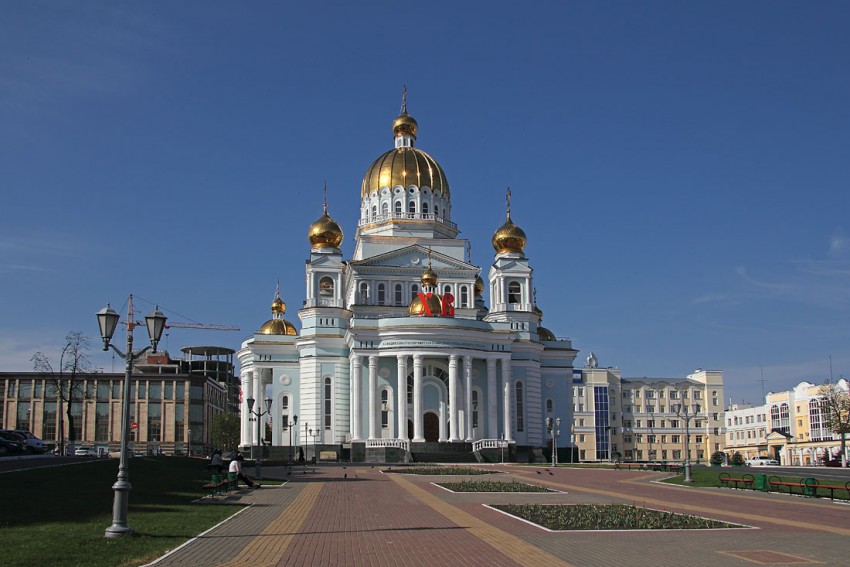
0, 347, 234, 456
725, 379, 848, 465
573, 365, 724, 463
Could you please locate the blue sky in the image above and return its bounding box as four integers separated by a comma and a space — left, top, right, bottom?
2, 1, 849, 406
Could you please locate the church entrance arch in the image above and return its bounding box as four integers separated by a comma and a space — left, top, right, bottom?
424, 412, 440, 442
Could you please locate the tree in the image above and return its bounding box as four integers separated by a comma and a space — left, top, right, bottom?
818, 378, 850, 467
31, 331, 93, 455
210, 413, 240, 453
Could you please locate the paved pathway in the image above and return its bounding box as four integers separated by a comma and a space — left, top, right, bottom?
147, 465, 850, 567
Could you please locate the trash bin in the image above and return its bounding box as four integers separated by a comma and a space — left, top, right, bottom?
754, 474, 768, 491
803, 478, 818, 497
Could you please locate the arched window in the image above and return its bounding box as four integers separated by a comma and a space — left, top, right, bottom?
359, 282, 369, 304
394, 283, 403, 305
381, 389, 389, 428
546, 399, 553, 414
443, 284, 451, 295
422, 202, 429, 215
282, 395, 290, 431
472, 390, 479, 429
411, 283, 419, 296
319, 276, 334, 297
460, 286, 469, 308
515, 382, 524, 432
508, 281, 522, 304
434, 205, 439, 218
324, 378, 332, 430
381, 202, 389, 216
394, 200, 402, 214
371, 205, 377, 220
408, 201, 416, 214
377, 283, 386, 305
407, 376, 414, 404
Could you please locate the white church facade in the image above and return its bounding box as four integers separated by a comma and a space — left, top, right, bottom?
237, 97, 587, 462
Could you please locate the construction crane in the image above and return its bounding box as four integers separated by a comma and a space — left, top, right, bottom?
165, 322, 240, 331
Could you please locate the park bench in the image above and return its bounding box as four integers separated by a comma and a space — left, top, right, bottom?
767, 476, 818, 497
719, 471, 754, 490
613, 462, 644, 470
202, 474, 231, 498
810, 479, 850, 501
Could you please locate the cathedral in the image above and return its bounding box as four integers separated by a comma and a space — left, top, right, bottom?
237, 94, 578, 463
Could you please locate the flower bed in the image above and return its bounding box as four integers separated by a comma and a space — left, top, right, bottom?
438, 480, 553, 492
383, 466, 491, 475
492, 504, 742, 530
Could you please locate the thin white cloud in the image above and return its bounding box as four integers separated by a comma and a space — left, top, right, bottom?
829, 230, 849, 257
735, 266, 792, 292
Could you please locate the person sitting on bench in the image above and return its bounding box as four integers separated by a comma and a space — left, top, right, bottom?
229, 453, 256, 488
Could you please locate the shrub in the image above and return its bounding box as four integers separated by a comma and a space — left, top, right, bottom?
710, 451, 724, 466
731, 452, 744, 466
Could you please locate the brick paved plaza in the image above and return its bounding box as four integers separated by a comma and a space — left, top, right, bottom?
147, 465, 850, 567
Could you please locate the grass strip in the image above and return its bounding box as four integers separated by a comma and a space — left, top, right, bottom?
438, 479, 553, 492
0, 457, 243, 567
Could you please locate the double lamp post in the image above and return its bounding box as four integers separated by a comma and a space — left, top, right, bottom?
546, 417, 561, 467
673, 401, 699, 483
97, 297, 167, 539
246, 396, 272, 480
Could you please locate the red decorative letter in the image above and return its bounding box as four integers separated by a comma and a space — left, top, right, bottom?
417, 292, 434, 316
441, 293, 455, 317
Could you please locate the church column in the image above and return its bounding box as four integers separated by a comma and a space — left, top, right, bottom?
439, 400, 447, 442
397, 355, 408, 441
487, 359, 497, 439
350, 356, 362, 441
502, 357, 513, 442
448, 355, 460, 442
241, 372, 253, 447
412, 355, 424, 442
368, 355, 378, 440
464, 356, 474, 442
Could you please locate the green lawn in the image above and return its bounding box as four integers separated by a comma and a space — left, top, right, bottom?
0, 457, 243, 567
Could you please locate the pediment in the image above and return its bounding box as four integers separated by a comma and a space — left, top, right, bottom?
308, 255, 345, 268
351, 245, 474, 272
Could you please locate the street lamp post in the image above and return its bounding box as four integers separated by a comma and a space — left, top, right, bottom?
97, 296, 167, 538
309, 428, 320, 463
246, 396, 273, 480
287, 415, 298, 463
673, 399, 698, 483
546, 417, 562, 467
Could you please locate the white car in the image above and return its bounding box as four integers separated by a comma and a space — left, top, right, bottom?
746, 456, 779, 466
74, 446, 98, 456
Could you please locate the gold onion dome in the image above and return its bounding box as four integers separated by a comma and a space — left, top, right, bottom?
538, 326, 556, 341
492, 212, 527, 254
393, 112, 418, 138
308, 208, 343, 248
361, 111, 449, 199
421, 265, 438, 287
259, 319, 297, 335
408, 292, 443, 317
474, 275, 485, 296
259, 289, 298, 335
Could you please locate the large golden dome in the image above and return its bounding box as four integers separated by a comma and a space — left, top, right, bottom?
362, 146, 448, 199
408, 292, 442, 316
308, 208, 343, 248
492, 212, 527, 254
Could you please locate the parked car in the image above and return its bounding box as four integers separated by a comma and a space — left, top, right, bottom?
12, 430, 47, 453
74, 446, 98, 456
746, 456, 779, 466
0, 431, 26, 455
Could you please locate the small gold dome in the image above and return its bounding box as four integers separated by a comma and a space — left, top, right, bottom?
308, 211, 343, 248
258, 319, 297, 335
474, 275, 484, 296
408, 293, 443, 316
492, 212, 527, 254
271, 296, 286, 314
538, 326, 555, 341
393, 112, 418, 138
421, 265, 438, 287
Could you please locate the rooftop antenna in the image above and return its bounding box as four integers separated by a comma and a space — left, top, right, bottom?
757, 366, 767, 400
